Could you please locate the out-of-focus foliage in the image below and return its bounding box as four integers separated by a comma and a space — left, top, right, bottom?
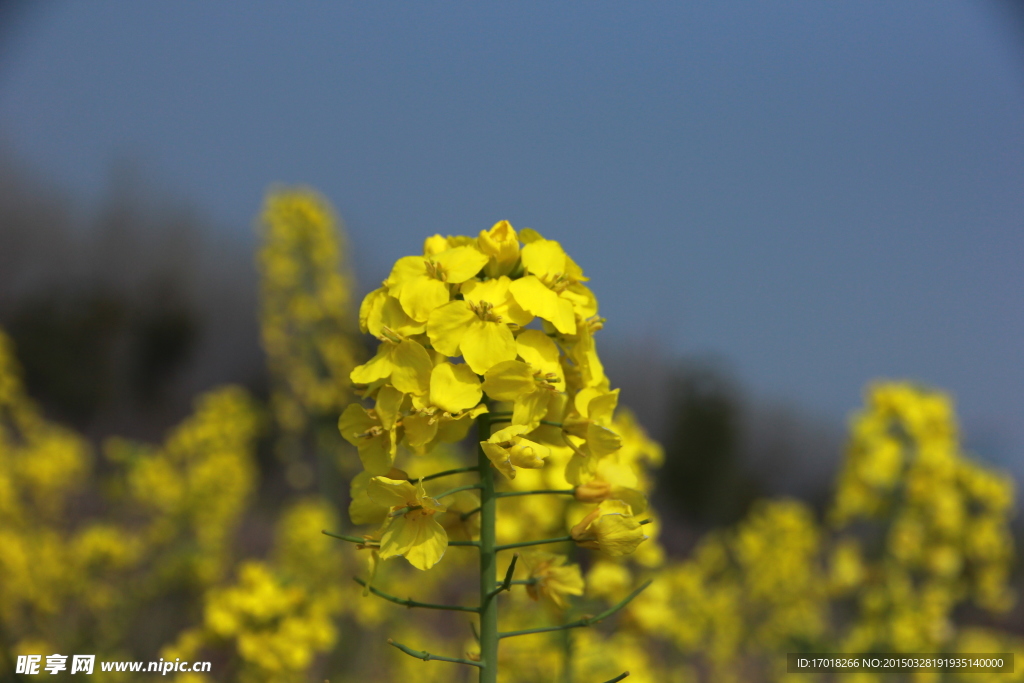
829, 383, 1017, 663
257, 189, 359, 438
0, 183, 1019, 683
0, 325, 267, 678
597, 381, 1021, 683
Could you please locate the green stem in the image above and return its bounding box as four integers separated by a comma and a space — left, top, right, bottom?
562, 534, 581, 683
495, 535, 573, 552
495, 489, 574, 498
601, 673, 630, 683
388, 639, 483, 668
420, 465, 481, 482
353, 577, 480, 612
485, 553, 519, 600
562, 616, 574, 683
434, 483, 483, 499
477, 410, 499, 683
498, 580, 652, 639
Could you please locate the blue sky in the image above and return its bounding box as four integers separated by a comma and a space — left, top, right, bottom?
1, 2, 1022, 471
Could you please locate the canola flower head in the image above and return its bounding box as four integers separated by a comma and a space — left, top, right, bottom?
258, 187, 359, 434
343, 221, 656, 575
831, 380, 1017, 625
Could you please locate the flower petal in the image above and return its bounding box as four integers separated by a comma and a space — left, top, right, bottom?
350, 343, 396, 385
403, 413, 439, 450
366, 476, 418, 508
427, 301, 476, 357
390, 340, 432, 396
375, 385, 405, 430
509, 276, 576, 334
398, 275, 450, 322
383, 515, 448, 570
461, 320, 516, 375
433, 245, 488, 283
521, 239, 567, 278
481, 442, 517, 480
481, 360, 535, 401
430, 362, 482, 414
349, 471, 389, 525
516, 330, 563, 381
513, 390, 551, 429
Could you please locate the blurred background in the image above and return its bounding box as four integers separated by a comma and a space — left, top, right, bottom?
0, 2, 1022, 680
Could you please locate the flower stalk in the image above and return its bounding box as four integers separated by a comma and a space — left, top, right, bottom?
352, 578, 480, 613
387, 639, 483, 668
498, 580, 652, 639
477, 410, 500, 683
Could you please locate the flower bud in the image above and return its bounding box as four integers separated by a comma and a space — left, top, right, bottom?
574, 480, 612, 504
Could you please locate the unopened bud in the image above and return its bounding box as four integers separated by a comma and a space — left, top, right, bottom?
574, 481, 612, 504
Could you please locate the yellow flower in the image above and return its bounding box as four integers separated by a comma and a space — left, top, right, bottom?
386, 246, 488, 321
521, 551, 584, 608
348, 468, 408, 525
480, 425, 551, 480
570, 500, 647, 557
399, 362, 487, 453
563, 387, 622, 484
358, 287, 426, 338
566, 316, 608, 389
338, 403, 398, 475
481, 330, 563, 429
417, 362, 483, 414
367, 477, 448, 570
573, 458, 647, 514
426, 277, 533, 374
437, 490, 481, 542
402, 404, 487, 455
350, 337, 432, 390
477, 220, 521, 277
508, 238, 596, 334
828, 538, 865, 595
354, 333, 486, 456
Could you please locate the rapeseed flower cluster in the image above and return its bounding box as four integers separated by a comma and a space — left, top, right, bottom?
161, 500, 345, 683
584, 381, 1020, 683
831, 382, 1017, 656
258, 189, 360, 464
338, 221, 655, 682
341, 223, 649, 567
0, 325, 275, 680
